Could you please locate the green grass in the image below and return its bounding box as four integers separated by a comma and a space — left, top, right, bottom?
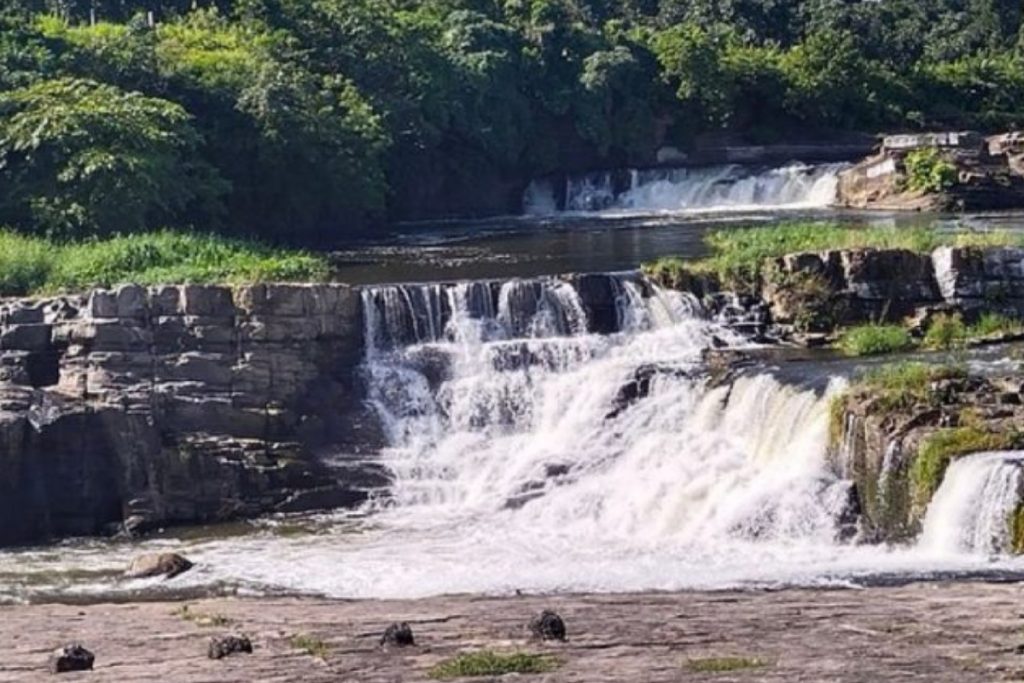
686, 656, 767, 673
922, 313, 968, 350
0, 229, 330, 296
839, 324, 915, 356
911, 426, 1024, 511
428, 651, 557, 679
290, 633, 330, 659
173, 604, 232, 627
643, 222, 1024, 288
971, 312, 1024, 337
855, 362, 967, 411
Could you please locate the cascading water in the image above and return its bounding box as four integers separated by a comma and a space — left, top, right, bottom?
919, 452, 1024, 556
7, 273, 1024, 603
523, 163, 845, 215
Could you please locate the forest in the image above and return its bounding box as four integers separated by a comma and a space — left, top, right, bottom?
1, 0, 1023, 244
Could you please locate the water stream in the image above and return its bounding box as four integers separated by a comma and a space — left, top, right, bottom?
3, 274, 1024, 603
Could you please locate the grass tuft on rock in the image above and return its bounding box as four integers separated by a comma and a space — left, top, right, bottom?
855, 362, 967, 411
173, 604, 232, 627
290, 633, 330, 659
839, 324, 914, 356
686, 656, 767, 673
0, 229, 330, 296
428, 651, 557, 679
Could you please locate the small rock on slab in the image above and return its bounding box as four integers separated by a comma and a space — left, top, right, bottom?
125, 553, 194, 580
208, 635, 253, 660
380, 622, 415, 647
529, 610, 566, 641
49, 644, 94, 673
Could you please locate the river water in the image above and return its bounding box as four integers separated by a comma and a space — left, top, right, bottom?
4, 162, 1024, 604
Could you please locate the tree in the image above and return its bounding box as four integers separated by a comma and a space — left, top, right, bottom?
0, 77, 225, 236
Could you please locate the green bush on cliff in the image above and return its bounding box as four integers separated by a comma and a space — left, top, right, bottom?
0, 229, 330, 295
839, 324, 914, 356
904, 148, 959, 194
856, 362, 967, 411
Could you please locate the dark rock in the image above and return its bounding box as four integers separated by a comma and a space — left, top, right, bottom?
380, 622, 415, 648
208, 635, 253, 660
529, 610, 567, 641
606, 364, 694, 419
125, 553, 194, 580
48, 644, 94, 673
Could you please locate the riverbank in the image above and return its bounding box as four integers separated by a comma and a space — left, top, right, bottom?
4, 583, 1024, 681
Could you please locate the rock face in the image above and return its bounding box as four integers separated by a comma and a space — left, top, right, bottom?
125, 553, 194, 580
831, 371, 1024, 543
0, 284, 387, 547
208, 635, 253, 660
652, 246, 1024, 341
48, 644, 95, 673
836, 131, 1024, 211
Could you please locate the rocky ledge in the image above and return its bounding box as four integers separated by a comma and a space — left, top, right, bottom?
652, 245, 1024, 344
3, 583, 1024, 681
836, 131, 1024, 211
831, 367, 1024, 544
0, 284, 385, 547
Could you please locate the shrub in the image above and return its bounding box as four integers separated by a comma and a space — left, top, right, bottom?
839, 324, 914, 356
428, 651, 557, 679
970, 312, 1024, 337
923, 313, 967, 350
903, 148, 958, 194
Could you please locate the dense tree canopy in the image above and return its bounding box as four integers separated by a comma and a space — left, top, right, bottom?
1, 0, 1024, 243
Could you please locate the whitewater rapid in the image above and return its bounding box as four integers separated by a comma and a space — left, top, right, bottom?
2, 275, 1023, 603
523, 163, 845, 215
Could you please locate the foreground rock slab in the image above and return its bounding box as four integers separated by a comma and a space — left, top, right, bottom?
4, 582, 1024, 681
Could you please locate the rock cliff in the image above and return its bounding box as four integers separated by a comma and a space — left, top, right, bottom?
0, 284, 385, 547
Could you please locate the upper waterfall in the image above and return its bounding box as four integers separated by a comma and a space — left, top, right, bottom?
524, 163, 845, 215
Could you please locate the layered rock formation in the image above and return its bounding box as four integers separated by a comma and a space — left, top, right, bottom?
830, 370, 1024, 543
836, 131, 1024, 211
0, 284, 385, 547
652, 245, 1024, 342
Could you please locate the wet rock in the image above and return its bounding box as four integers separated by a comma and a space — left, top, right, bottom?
380, 622, 415, 647
208, 635, 253, 660
606, 364, 694, 419
48, 643, 94, 673
529, 609, 567, 641
125, 553, 194, 580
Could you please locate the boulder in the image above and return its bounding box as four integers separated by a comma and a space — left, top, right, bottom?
48, 644, 95, 673
125, 553, 194, 580
208, 635, 253, 660
380, 622, 415, 648
529, 610, 567, 641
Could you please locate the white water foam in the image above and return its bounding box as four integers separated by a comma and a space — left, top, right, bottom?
524, 163, 845, 215
919, 452, 1024, 556
3, 276, 1024, 602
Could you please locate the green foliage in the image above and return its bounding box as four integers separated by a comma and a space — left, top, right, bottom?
428, 651, 557, 679
854, 362, 967, 412
911, 427, 1024, 510
839, 325, 914, 357
1011, 503, 1024, 555
0, 229, 329, 295
923, 313, 968, 350
971, 312, 1024, 337
904, 148, 959, 193
686, 656, 767, 673
0, 77, 224, 238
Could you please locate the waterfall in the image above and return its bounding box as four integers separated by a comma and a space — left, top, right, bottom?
919, 452, 1024, 555
523, 163, 845, 215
